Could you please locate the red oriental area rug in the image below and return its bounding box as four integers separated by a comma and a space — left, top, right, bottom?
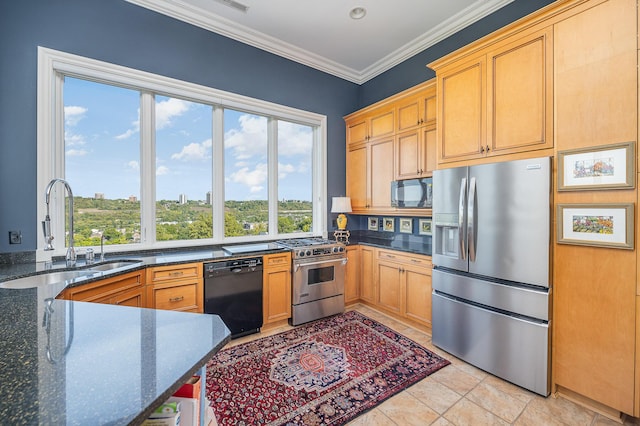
206, 310, 450, 425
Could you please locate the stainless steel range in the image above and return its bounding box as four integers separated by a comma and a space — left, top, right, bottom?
276, 237, 347, 325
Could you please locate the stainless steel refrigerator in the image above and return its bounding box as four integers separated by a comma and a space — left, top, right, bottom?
432, 156, 551, 396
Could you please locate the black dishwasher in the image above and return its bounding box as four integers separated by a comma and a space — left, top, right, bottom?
204, 257, 263, 338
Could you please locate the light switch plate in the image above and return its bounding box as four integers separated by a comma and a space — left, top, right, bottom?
9, 231, 22, 244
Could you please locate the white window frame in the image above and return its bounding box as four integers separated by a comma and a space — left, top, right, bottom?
36, 47, 327, 261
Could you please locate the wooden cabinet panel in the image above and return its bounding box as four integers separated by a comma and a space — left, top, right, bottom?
404, 264, 432, 327
346, 144, 368, 211
438, 56, 486, 162
148, 280, 200, 312
344, 246, 360, 304
111, 287, 145, 307
146, 262, 203, 313
359, 246, 376, 304
396, 130, 421, 179
369, 108, 395, 140
62, 270, 144, 305
369, 138, 394, 210
488, 27, 553, 155
347, 117, 368, 146
377, 261, 402, 314
424, 126, 437, 175
263, 252, 292, 325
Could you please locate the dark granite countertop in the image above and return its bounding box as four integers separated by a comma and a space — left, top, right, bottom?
347, 230, 432, 256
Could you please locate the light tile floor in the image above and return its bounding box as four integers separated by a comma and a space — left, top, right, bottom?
226, 304, 640, 426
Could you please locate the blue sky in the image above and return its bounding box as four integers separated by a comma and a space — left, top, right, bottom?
63, 77, 313, 202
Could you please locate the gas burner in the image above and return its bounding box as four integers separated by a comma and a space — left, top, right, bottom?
276, 237, 345, 259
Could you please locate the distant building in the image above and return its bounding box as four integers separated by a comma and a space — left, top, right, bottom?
128, 195, 137, 202
206, 191, 212, 205
178, 194, 187, 204
95, 193, 105, 199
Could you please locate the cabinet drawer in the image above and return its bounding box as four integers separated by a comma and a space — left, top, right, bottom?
149, 280, 200, 312
63, 271, 144, 302
264, 252, 291, 269
147, 263, 202, 283
377, 249, 432, 269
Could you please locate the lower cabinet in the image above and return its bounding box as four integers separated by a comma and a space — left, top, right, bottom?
263, 252, 292, 326
146, 263, 203, 313
59, 270, 145, 307
344, 245, 360, 304
345, 245, 432, 329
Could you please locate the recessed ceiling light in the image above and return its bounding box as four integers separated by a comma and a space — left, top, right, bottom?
349, 7, 367, 20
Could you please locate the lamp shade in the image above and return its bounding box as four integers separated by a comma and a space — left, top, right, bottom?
331, 197, 352, 213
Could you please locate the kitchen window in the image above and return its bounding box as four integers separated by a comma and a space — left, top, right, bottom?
37, 47, 327, 260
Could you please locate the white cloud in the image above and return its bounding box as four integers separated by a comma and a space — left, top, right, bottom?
277, 121, 313, 156
127, 161, 139, 170
66, 149, 88, 157
64, 106, 88, 126
156, 98, 191, 130
171, 138, 212, 161
65, 131, 86, 147
156, 165, 170, 176
116, 128, 137, 140
224, 114, 267, 160
229, 163, 267, 193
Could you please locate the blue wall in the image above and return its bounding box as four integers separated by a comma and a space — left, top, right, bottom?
0, 0, 554, 253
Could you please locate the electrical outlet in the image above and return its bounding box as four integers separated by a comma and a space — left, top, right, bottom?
9, 230, 22, 244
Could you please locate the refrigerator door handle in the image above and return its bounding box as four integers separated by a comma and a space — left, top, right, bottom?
458, 177, 467, 260
468, 177, 477, 262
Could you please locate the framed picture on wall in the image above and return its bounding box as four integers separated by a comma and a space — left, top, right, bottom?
558, 141, 635, 191
383, 217, 395, 232
368, 217, 378, 231
419, 219, 432, 236
399, 218, 412, 234
557, 204, 634, 249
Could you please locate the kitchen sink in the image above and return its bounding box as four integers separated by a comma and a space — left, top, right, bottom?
86, 259, 143, 272
0, 270, 93, 289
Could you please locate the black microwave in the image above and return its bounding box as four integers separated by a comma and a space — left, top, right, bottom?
391, 178, 433, 208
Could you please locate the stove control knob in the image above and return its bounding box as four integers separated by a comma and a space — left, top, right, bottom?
332, 246, 339, 253
306, 250, 312, 257
297, 250, 304, 257
339, 246, 345, 252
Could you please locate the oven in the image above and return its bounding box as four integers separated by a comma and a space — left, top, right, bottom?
276, 238, 347, 326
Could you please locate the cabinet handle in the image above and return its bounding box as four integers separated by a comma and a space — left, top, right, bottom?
385, 254, 396, 259
480, 146, 485, 153
169, 271, 184, 277
411, 259, 422, 263
169, 296, 184, 303
486, 145, 490, 152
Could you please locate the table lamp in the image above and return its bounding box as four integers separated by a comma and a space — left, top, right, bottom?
331, 197, 352, 230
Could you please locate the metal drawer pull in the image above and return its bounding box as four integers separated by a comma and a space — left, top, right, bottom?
169, 296, 184, 302
169, 271, 184, 277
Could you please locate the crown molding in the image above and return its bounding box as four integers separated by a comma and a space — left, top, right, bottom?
126, 0, 514, 85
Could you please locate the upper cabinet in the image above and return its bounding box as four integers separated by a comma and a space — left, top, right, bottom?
345, 80, 436, 214
431, 27, 553, 164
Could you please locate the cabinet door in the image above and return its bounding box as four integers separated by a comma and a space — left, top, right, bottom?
360, 246, 376, 303
148, 279, 201, 312
111, 286, 145, 307
346, 144, 368, 211
377, 260, 402, 314
263, 268, 292, 324
423, 126, 437, 176
263, 253, 292, 324
396, 130, 421, 180
368, 108, 395, 140
438, 55, 486, 163
368, 138, 394, 210
344, 246, 360, 304
404, 264, 432, 326
488, 27, 553, 156
397, 94, 423, 133
346, 116, 368, 146
63, 270, 144, 303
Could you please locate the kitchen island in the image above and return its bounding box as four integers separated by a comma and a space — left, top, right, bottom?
0, 281, 230, 424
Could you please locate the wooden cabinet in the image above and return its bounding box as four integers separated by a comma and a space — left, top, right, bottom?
60, 270, 145, 307
376, 249, 432, 327
346, 106, 394, 146
345, 79, 436, 214
344, 245, 360, 304
359, 246, 376, 304
431, 27, 553, 164
262, 252, 292, 325
346, 137, 395, 212
146, 263, 203, 313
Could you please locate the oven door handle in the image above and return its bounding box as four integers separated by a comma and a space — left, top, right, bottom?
294, 257, 347, 272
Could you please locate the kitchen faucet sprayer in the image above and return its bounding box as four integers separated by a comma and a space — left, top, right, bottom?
42, 178, 76, 267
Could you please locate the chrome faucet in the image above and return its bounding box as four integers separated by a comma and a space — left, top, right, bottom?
100, 233, 106, 262
42, 178, 76, 267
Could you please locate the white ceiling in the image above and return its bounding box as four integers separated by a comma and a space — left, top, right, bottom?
126, 0, 515, 84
